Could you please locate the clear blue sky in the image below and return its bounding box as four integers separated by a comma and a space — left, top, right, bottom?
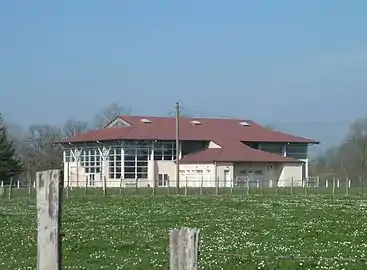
1, 1, 367, 149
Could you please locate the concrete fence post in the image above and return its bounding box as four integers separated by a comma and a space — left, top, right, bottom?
169, 228, 200, 270
36, 170, 62, 270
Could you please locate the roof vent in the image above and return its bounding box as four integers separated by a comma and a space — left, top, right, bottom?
190, 120, 202, 126
239, 121, 250, 126
140, 118, 151, 124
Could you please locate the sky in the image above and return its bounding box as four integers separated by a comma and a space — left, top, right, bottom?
1, 1, 367, 152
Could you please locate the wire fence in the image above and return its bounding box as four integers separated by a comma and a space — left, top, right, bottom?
1, 176, 366, 199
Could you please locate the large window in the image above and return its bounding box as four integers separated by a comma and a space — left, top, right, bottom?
109, 147, 122, 179
64, 149, 75, 162
153, 141, 177, 160
286, 143, 307, 159
80, 149, 102, 174
124, 144, 149, 179
260, 143, 284, 155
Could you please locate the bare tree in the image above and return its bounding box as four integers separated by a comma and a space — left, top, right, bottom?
311, 117, 367, 183
19, 125, 63, 179
63, 119, 89, 138
264, 124, 275, 130
94, 103, 131, 128
340, 117, 367, 181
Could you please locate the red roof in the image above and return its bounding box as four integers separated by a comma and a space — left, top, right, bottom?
60, 115, 318, 163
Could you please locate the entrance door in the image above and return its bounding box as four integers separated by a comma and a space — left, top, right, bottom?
224, 170, 232, 187
88, 174, 95, 187
158, 174, 168, 187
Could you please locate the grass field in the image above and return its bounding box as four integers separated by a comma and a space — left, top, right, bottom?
1, 194, 367, 269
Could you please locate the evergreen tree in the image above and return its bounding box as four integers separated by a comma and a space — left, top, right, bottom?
0, 115, 23, 185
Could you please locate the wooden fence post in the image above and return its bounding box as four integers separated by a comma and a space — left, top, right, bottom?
359, 176, 363, 196
346, 178, 349, 196
8, 177, 13, 199
120, 178, 123, 196
135, 177, 138, 196
28, 178, 32, 198
200, 176, 203, 195
215, 177, 219, 195
260, 177, 264, 196
103, 176, 107, 197
230, 178, 234, 195
36, 170, 61, 270
332, 177, 336, 196
246, 178, 250, 196
185, 176, 188, 196
304, 177, 308, 196
169, 228, 200, 270
84, 178, 88, 196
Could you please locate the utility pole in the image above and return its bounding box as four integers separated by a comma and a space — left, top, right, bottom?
175, 102, 180, 195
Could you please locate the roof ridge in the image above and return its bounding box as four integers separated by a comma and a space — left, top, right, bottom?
121, 115, 251, 121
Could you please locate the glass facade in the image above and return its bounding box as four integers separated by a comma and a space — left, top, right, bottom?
64, 140, 181, 180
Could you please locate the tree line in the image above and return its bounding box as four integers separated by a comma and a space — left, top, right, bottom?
0, 103, 130, 185
309, 117, 367, 183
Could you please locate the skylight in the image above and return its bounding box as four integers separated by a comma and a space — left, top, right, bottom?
190, 120, 202, 125
239, 121, 250, 126
140, 118, 152, 124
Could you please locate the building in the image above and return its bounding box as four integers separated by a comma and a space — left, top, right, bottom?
58, 115, 318, 188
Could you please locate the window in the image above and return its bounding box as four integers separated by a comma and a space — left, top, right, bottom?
109, 147, 123, 179
260, 143, 284, 155
158, 174, 169, 187
123, 144, 149, 179
153, 141, 177, 161
107, 118, 130, 128
75, 148, 104, 179
286, 143, 308, 159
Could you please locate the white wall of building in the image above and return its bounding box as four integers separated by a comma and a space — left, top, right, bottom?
61, 140, 309, 189
278, 163, 303, 187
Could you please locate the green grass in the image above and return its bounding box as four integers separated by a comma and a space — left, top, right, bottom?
1, 195, 367, 269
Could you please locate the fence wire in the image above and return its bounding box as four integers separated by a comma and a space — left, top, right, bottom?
0, 177, 366, 198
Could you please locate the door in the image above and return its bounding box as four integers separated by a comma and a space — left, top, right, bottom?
224, 170, 232, 187
88, 174, 95, 187
158, 174, 168, 187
